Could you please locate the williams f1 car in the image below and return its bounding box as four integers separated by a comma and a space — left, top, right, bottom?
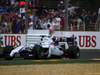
1, 35, 80, 60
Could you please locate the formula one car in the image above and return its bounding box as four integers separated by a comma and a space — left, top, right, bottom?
1, 35, 80, 60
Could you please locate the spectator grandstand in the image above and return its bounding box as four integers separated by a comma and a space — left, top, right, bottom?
0, 0, 99, 34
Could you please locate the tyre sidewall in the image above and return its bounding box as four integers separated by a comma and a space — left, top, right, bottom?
3, 46, 14, 60
67, 46, 80, 59
33, 45, 44, 59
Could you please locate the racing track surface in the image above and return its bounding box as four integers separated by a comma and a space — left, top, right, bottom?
1, 49, 100, 75
0, 49, 100, 59
80, 51, 100, 59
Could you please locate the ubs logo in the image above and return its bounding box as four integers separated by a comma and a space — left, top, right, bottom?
0, 36, 3, 47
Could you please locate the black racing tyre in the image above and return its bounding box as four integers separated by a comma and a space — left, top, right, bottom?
0, 41, 3, 46
67, 46, 80, 59
3, 46, 15, 60
32, 45, 44, 59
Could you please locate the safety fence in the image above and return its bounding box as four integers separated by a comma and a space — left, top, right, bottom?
68, 22, 96, 31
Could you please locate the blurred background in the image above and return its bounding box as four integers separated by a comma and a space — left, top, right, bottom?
0, 0, 100, 34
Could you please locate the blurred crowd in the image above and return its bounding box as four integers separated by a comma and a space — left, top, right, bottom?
0, 0, 22, 33
33, 0, 98, 31
0, 0, 98, 34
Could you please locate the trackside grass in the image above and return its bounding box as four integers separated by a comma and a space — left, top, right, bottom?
0, 58, 100, 66
0, 47, 4, 50
0, 63, 100, 75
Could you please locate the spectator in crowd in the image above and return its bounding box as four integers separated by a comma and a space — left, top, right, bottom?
2, 24, 8, 33
2, 0, 6, 8
60, 16, 65, 29
0, 12, 2, 21
10, 0, 15, 6
36, 24, 43, 30
36, 20, 43, 29
43, 18, 48, 30
17, 12, 22, 18
0, 6, 4, 12
29, 12, 33, 21
58, 0, 64, 11
52, 18, 61, 30
68, 3, 75, 15
85, 13, 91, 31
55, 15, 61, 25
7, 18, 12, 33
16, 18, 22, 33
72, 17, 77, 26
47, 19, 52, 29
81, 12, 87, 24
40, 9, 47, 19
28, 19, 33, 30
74, 1, 81, 16
4, 5, 9, 12
7, 5, 13, 13
0, 27, 1, 33
0, 1, 2, 6
69, 11, 77, 26
5, 0, 11, 6
0, 20, 2, 33
91, 12, 97, 23
20, 21, 25, 33
2, 13, 7, 20
28, 0, 33, 9
14, 0, 19, 7
76, 16, 82, 30
12, 17, 17, 33
2, 19, 8, 27
68, 0, 72, 4
9, 10, 16, 18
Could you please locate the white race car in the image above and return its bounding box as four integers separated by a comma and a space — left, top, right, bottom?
1, 35, 80, 60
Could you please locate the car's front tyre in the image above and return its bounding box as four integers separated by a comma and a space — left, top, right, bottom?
3, 46, 15, 60
32, 45, 44, 59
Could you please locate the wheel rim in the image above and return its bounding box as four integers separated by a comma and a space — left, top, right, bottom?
39, 51, 44, 57
76, 47, 80, 57
38, 46, 44, 58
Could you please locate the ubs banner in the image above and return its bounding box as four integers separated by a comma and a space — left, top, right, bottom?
0, 34, 26, 47
0, 31, 100, 49
53, 31, 100, 49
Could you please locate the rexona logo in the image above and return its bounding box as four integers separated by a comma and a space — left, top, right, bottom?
4, 36, 21, 47
79, 35, 96, 47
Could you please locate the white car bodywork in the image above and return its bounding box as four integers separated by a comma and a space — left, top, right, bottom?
10, 45, 34, 57
9, 36, 69, 58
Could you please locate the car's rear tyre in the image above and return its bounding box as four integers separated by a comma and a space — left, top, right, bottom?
67, 46, 80, 59
33, 45, 44, 59
3, 46, 15, 60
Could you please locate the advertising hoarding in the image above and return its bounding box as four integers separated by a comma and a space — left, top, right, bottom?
0, 34, 26, 47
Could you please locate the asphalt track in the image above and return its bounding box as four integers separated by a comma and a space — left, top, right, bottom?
80, 51, 100, 59
0, 49, 100, 59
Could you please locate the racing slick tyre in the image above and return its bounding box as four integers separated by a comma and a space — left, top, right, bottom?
67, 46, 80, 59
3, 46, 15, 60
32, 45, 44, 59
